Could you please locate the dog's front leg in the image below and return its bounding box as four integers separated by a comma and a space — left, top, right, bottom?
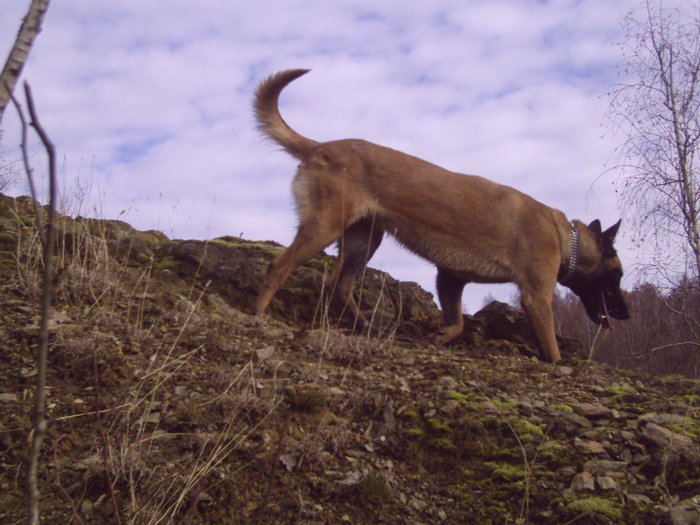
435, 267, 467, 344
519, 284, 561, 363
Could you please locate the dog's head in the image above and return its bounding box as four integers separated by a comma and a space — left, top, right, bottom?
563, 219, 630, 328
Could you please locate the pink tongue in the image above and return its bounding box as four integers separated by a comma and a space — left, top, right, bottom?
601, 293, 613, 329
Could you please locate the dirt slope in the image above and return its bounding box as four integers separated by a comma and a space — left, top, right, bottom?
0, 193, 699, 524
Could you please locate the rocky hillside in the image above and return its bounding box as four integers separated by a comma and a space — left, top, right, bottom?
0, 193, 699, 524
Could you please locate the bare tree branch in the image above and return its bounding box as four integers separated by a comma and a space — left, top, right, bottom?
5, 81, 46, 247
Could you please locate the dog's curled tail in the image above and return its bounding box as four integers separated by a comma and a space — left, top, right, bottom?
253, 69, 318, 159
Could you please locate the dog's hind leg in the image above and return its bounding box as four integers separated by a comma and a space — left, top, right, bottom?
255, 219, 345, 316
328, 217, 384, 329
435, 267, 467, 344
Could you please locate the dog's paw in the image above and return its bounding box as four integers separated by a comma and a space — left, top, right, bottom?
432, 331, 450, 346
250, 314, 270, 328
433, 326, 462, 346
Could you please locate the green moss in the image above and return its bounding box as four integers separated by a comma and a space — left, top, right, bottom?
538, 440, 570, 464
554, 404, 574, 413
605, 384, 634, 395
490, 399, 517, 411
406, 427, 426, 438
565, 496, 623, 521
428, 418, 451, 433
401, 407, 421, 419
509, 418, 544, 443
486, 444, 522, 461
449, 391, 483, 411
154, 255, 178, 270
680, 416, 700, 441
432, 437, 457, 450
406, 415, 457, 451
658, 415, 700, 443
449, 391, 470, 403
484, 461, 526, 481
682, 394, 700, 405
604, 384, 636, 403
212, 237, 285, 256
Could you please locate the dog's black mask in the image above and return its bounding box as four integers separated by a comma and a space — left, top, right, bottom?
564, 219, 630, 328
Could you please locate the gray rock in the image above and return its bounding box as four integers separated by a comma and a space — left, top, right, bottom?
642, 422, 694, 449
253, 345, 275, 362
0, 393, 19, 403
570, 471, 595, 492
661, 499, 700, 525
570, 402, 614, 419
640, 413, 688, 427
557, 465, 578, 478
583, 459, 627, 475
554, 365, 574, 377
620, 430, 637, 442
596, 475, 617, 491
438, 375, 459, 390
574, 437, 606, 455
553, 410, 594, 429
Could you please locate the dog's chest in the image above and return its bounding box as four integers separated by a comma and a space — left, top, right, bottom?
386, 223, 514, 283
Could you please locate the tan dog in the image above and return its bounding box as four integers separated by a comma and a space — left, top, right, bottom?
253, 69, 629, 362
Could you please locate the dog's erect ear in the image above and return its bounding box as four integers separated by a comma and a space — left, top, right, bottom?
598, 219, 622, 257
588, 219, 602, 235
603, 219, 622, 242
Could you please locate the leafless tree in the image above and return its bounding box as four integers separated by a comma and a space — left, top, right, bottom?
0, 157, 21, 192
608, 0, 700, 285
0, 0, 51, 125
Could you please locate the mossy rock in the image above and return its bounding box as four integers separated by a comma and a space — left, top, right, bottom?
563, 496, 623, 522
484, 461, 526, 481
351, 473, 392, 504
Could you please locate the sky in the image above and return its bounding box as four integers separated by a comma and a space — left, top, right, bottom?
0, 0, 659, 313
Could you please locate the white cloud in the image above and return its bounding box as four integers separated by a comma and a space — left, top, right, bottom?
1, 0, 644, 313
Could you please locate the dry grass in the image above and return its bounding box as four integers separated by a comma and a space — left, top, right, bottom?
303, 328, 387, 367
3, 197, 287, 524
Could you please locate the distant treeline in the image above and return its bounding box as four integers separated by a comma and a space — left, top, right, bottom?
552, 279, 700, 378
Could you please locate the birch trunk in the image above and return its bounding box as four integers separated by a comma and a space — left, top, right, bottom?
0, 0, 51, 125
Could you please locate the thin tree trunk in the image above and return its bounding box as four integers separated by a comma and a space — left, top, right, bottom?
0, 0, 51, 125
22, 82, 57, 525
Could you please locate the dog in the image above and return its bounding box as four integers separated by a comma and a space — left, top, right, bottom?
252, 69, 629, 362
